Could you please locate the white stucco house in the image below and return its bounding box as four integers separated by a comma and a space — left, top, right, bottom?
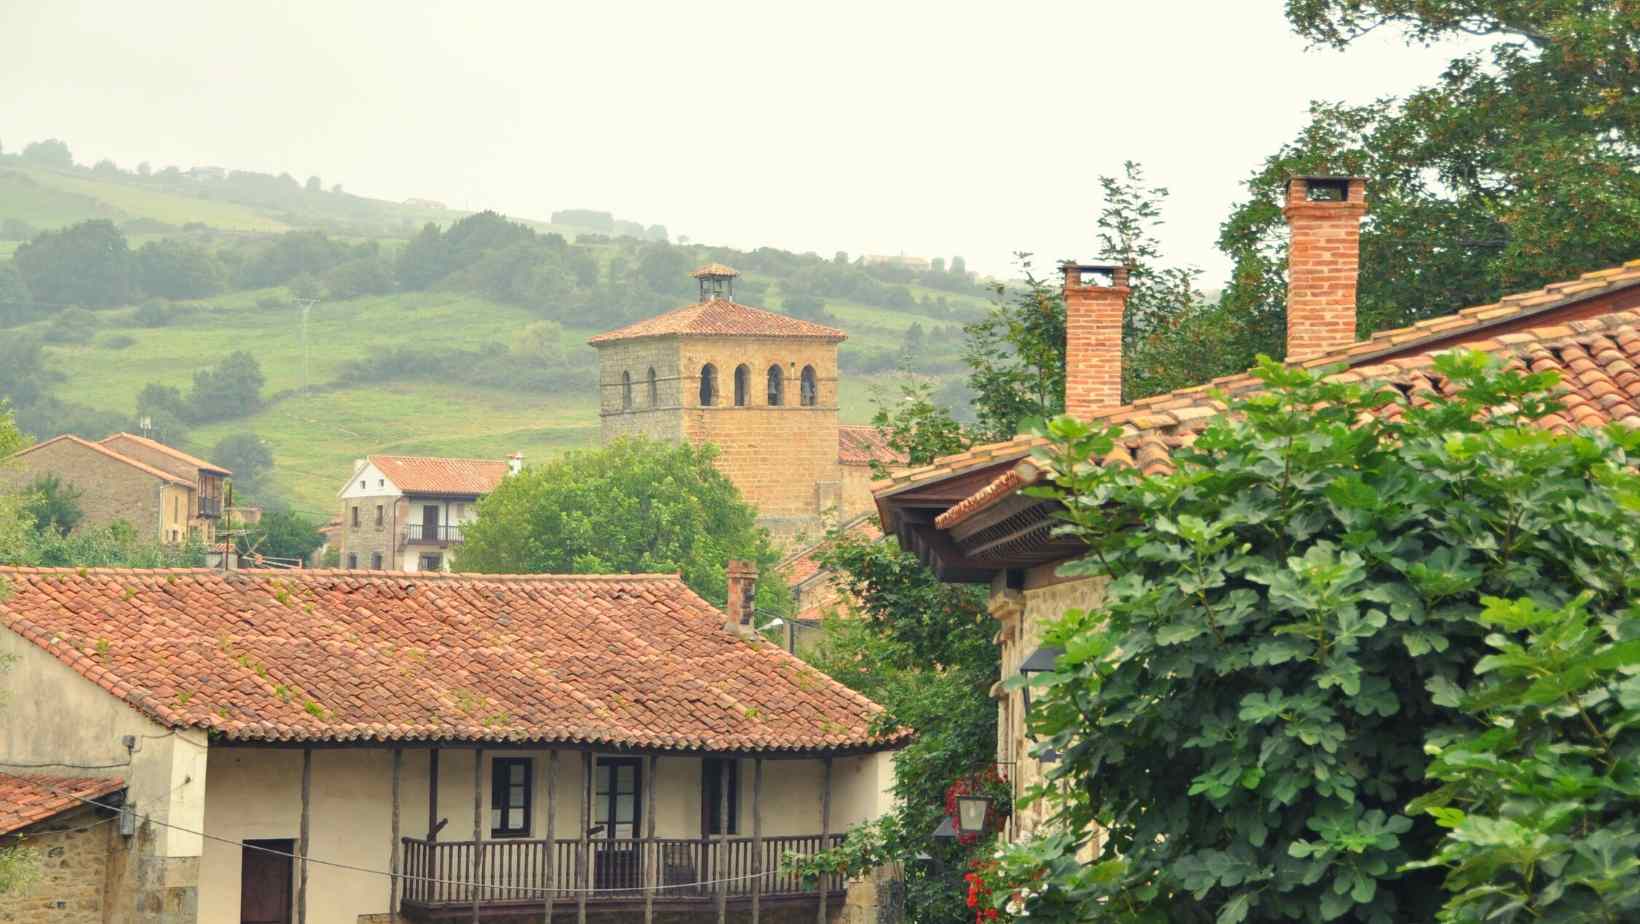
336, 454, 519, 573
0, 563, 902, 924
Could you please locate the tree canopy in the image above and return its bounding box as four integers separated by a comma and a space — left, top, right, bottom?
13, 219, 133, 307
457, 438, 788, 615
973, 354, 1640, 924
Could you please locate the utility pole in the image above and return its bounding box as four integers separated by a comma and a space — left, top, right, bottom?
294, 298, 319, 394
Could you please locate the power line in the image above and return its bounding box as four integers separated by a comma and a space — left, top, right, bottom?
0, 769, 821, 898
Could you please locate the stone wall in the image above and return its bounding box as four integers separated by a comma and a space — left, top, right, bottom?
0, 439, 167, 540
595, 339, 687, 443
0, 804, 121, 924
338, 495, 407, 570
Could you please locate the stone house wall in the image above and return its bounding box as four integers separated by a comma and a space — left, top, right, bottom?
338, 495, 406, 570
0, 440, 169, 540
0, 804, 124, 924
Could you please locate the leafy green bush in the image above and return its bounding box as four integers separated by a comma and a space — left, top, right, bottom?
1405, 593, 1640, 922
981, 353, 1640, 923
100, 333, 136, 350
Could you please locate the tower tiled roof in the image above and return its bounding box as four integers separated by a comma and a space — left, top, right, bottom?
690, 263, 740, 278
587, 299, 848, 344
367, 455, 511, 496
0, 568, 906, 754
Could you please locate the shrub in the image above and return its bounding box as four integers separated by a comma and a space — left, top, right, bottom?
100, 333, 136, 350
133, 299, 176, 327
981, 353, 1640, 924
42, 307, 97, 344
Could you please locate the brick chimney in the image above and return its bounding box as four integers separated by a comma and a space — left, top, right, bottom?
1061, 262, 1130, 417
1284, 176, 1367, 360
725, 560, 758, 633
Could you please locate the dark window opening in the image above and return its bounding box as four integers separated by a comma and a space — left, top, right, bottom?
491, 757, 533, 838
733, 365, 750, 407
699, 364, 718, 406
621, 371, 633, 410
647, 368, 658, 406
350, 506, 359, 527
346, 553, 357, 570
766, 366, 784, 406
595, 757, 642, 840
701, 758, 739, 835
800, 365, 817, 406
374, 504, 384, 527
370, 552, 382, 570
419, 553, 442, 571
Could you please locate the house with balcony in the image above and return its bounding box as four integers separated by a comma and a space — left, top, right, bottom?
0, 433, 230, 545
336, 453, 519, 572
0, 563, 902, 924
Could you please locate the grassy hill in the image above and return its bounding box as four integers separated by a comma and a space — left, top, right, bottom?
1, 153, 992, 521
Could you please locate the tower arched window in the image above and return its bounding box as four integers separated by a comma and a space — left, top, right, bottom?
734, 365, 750, 406
799, 365, 818, 407
647, 367, 658, 406
621, 371, 633, 410
700, 364, 718, 406
767, 365, 784, 406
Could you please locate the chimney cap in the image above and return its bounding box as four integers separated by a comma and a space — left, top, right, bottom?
1286, 175, 1366, 203
690, 263, 740, 279
1061, 261, 1126, 275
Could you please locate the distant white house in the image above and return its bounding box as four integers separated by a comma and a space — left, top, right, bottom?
336, 453, 520, 572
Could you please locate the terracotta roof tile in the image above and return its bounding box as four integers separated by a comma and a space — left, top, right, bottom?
7, 436, 193, 487
0, 775, 124, 836
837, 426, 906, 466
587, 299, 847, 344
0, 568, 903, 754
369, 455, 511, 496
100, 433, 231, 476
931, 309, 1640, 529
777, 515, 883, 590
690, 263, 740, 278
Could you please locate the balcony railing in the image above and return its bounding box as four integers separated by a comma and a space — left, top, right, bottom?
400, 834, 843, 913
405, 523, 465, 545
197, 496, 223, 519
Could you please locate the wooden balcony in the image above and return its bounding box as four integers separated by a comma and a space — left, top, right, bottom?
399, 834, 844, 919
405, 523, 465, 546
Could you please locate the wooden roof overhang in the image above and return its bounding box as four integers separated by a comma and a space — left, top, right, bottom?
875, 460, 1083, 582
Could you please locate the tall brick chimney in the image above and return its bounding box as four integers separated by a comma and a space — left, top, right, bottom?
724, 560, 758, 633
1061, 262, 1130, 418
1284, 176, 1367, 360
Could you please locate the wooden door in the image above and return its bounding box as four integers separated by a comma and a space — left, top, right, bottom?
421, 504, 439, 541
240, 839, 294, 924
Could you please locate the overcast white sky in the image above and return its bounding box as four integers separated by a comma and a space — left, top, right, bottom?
1, 1, 1480, 281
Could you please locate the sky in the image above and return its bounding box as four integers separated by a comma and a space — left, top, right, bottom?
0, 1, 1482, 281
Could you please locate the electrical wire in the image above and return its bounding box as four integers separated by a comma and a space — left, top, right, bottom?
0, 769, 833, 898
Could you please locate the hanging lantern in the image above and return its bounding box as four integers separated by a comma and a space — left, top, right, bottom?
955, 794, 991, 835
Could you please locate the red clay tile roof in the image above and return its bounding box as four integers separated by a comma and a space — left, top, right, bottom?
0, 775, 124, 836
690, 263, 741, 278
0, 568, 904, 754
932, 307, 1640, 530
838, 426, 906, 466
368, 455, 511, 496
101, 432, 231, 476
587, 299, 848, 344
7, 435, 194, 487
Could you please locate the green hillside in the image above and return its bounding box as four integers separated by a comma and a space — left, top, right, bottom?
0, 146, 993, 522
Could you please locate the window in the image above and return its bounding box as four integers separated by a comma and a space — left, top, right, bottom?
419, 553, 442, 572
621, 371, 633, 410
359, 480, 366, 490
350, 506, 360, 528
595, 758, 642, 839
699, 364, 718, 406
491, 758, 533, 838
733, 365, 750, 407
374, 504, 384, 528
647, 368, 658, 406
701, 758, 738, 834
766, 365, 784, 406
800, 366, 818, 406
370, 552, 383, 570
346, 553, 358, 570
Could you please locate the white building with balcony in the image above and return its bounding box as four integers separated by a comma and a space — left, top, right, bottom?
336, 453, 520, 572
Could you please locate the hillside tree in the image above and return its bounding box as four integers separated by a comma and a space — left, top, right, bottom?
458, 438, 788, 615
13, 220, 134, 307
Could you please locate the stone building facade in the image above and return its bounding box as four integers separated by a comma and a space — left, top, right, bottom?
590, 266, 898, 547
0, 435, 197, 544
